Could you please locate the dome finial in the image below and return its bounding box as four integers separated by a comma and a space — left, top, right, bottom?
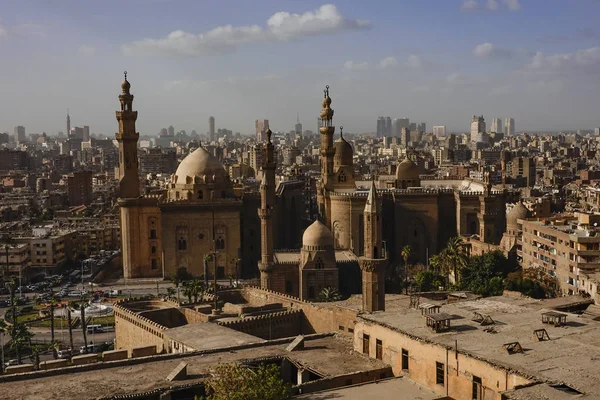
121, 71, 131, 94
340, 126, 344, 138
124, 70, 128, 81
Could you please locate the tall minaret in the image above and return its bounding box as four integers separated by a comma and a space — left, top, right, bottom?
319, 86, 335, 190
66, 109, 71, 137
258, 128, 276, 290
359, 179, 387, 312
115, 71, 140, 199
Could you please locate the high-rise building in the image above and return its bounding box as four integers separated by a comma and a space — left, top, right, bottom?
376, 117, 385, 137
295, 113, 302, 138
255, 119, 269, 142
595, 127, 600, 136
67, 170, 93, 206
14, 126, 26, 142
385, 117, 392, 137
209, 116, 215, 142
433, 126, 446, 136
418, 122, 426, 133
167, 125, 175, 137
392, 118, 409, 137
66, 109, 71, 138
490, 118, 502, 134
82, 125, 90, 142
470, 115, 486, 142
505, 118, 515, 136
510, 156, 535, 187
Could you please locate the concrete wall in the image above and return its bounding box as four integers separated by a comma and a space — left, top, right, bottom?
131, 345, 157, 358
72, 354, 98, 365
102, 349, 128, 361
353, 320, 532, 399
5, 364, 34, 374
39, 359, 68, 370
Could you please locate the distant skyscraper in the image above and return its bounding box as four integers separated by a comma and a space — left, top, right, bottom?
167, 125, 175, 136
82, 125, 90, 142
409, 122, 417, 131
255, 119, 269, 142
14, 126, 26, 142
295, 113, 303, 138
433, 126, 446, 136
376, 117, 385, 137
418, 122, 426, 133
490, 117, 502, 133
595, 127, 600, 136
470, 115, 486, 142
66, 109, 71, 139
505, 118, 515, 136
385, 117, 392, 136
209, 116, 215, 141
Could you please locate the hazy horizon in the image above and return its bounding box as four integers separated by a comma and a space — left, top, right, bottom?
1, 0, 600, 136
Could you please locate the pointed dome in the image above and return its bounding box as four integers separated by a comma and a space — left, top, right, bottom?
395, 158, 420, 180
302, 220, 334, 249
507, 202, 531, 228
174, 146, 227, 184
334, 132, 353, 167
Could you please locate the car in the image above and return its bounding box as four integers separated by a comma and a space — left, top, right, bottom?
4, 359, 19, 367
57, 349, 73, 359
0, 300, 9, 307
80, 344, 98, 354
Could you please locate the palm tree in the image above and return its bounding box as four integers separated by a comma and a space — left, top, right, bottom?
0, 235, 15, 283
183, 285, 194, 304
47, 293, 59, 359
65, 304, 75, 354
166, 287, 177, 301
445, 237, 469, 284
318, 287, 343, 302
401, 245, 412, 294
203, 253, 212, 286
191, 280, 204, 303
72, 295, 90, 353
9, 323, 32, 364
0, 319, 7, 373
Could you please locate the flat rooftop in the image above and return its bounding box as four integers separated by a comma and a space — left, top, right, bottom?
1, 336, 386, 400
164, 322, 262, 351
356, 294, 600, 395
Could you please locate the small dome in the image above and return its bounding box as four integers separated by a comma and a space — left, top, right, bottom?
302, 220, 333, 249
334, 135, 353, 166
395, 158, 420, 180
174, 146, 227, 184
121, 79, 131, 92
507, 202, 531, 227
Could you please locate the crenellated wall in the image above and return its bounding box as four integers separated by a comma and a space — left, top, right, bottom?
216, 309, 302, 340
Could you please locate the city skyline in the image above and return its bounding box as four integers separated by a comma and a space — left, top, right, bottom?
1, 0, 600, 135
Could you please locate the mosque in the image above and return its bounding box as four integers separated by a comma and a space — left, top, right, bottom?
115, 76, 507, 304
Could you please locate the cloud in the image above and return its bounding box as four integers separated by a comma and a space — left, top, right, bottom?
529, 47, 600, 71
122, 4, 370, 56
473, 42, 513, 59
461, 0, 520, 12
165, 74, 281, 91
79, 45, 96, 57
405, 54, 422, 68
379, 56, 398, 69
14, 23, 46, 38
343, 60, 369, 71
0, 24, 6, 39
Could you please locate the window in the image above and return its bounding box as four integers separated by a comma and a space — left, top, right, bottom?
362, 334, 370, 355
216, 237, 225, 250
436, 362, 445, 386
150, 229, 157, 239
375, 339, 383, 360
338, 325, 345, 331
315, 258, 324, 269
285, 280, 293, 294
472, 376, 482, 400
348, 327, 354, 333
402, 348, 409, 371
338, 172, 346, 183
151, 246, 156, 254
151, 259, 157, 269
177, 238, 187, 251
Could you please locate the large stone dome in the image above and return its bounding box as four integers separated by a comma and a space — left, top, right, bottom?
302, 220, 334, 249
174, 146, 227, 184
395, 158, 420, 180
507, 202, 531, 228
334, 136, 353, 167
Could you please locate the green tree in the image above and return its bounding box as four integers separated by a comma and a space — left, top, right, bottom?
206, 363, 291, 400
72, 295, 90, 352
9, 323, 33, 364
401, 245, 412, 294
65, 304, 75, 353
445, 237, 469, 283
318, 287, 342, 302
183, 285, 194, 304
459, 251, 517, 296
414, 270, 444, 292
0, 234, 16, 281
47, 292, 60, 359
203, 254, 213, 286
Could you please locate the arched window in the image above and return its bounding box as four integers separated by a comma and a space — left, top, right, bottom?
216, 237, 225, 250
178, 238, 187, 251
338, 172, 346, 183
151, 246, 156, 254
198, 191, 203, 200
315, 258, 324, 269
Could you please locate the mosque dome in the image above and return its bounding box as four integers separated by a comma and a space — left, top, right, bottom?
174, 145, 227, 184
395, 158, 420, 181
121, 79, 131, 93
302, 220, 334, 249
507, 202, 531, 228
334, 133, 353, 167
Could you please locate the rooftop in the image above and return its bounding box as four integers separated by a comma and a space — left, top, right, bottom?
164, 322, 262, 351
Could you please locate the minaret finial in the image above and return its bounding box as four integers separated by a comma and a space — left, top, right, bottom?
325, 85, 329, 97
340, 126, 344, 138
124, 70, 128, 81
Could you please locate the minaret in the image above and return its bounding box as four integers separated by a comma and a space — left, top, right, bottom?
359, 179, 387, 312
115, 71, 140, 199
258, 128, 276, 290
66, 109, 71, 137
319, 85, 335, 190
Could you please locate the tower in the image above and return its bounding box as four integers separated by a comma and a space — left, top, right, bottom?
115, 71, 140, 199
319, 86, 335, 190
258, 129, 276, 290
66, 109, 71, 139
295, 113, 302, 138
359, 180, 387, 312
209, 116, 215, 142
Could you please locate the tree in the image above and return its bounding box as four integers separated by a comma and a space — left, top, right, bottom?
401, 245, 412, 294
9, 323, 32, 364
445, 237, 469, 283
318, 287, 342, 302
170, 267, 192, 302
459, 251, 517, 296
203, 254, 213, 286
0, 234, 16, 281
65, 304, 75, 353
414, 270, 444, 292
166, 287, 177, 301
72, 295, 90, 352
190, 280, 205, 303
183, 285, 194, 304
206, 363, 291, 400
47, 292, 59, 359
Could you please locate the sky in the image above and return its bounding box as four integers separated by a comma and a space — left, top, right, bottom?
1, 0, 600, 136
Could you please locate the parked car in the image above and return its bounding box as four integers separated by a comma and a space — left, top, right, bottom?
57, 349, 73, 359
4, 359, 19, 367
80, 344, 98, 354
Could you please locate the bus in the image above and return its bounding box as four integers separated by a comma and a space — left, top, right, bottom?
86, 325, 104, 334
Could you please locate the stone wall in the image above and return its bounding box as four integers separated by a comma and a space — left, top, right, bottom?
114, 301, 167, 353
294, 367, 394, 395
217, 309, 302, 340
353, 319, 532, 399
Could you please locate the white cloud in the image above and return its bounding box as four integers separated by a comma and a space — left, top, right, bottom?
486, 0, 499, 11
529, 47, 600, 70
461, 0, 479, 11
379, 56, 398, 69
504, 0, 521, 11
122, 4, 370, 56
79, 45, 96, 57
343, 60, 369, 71
473, 42, 513, 59
405, 54, 422, 68
0, 24, 6, 38
165, 74, 281, 91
